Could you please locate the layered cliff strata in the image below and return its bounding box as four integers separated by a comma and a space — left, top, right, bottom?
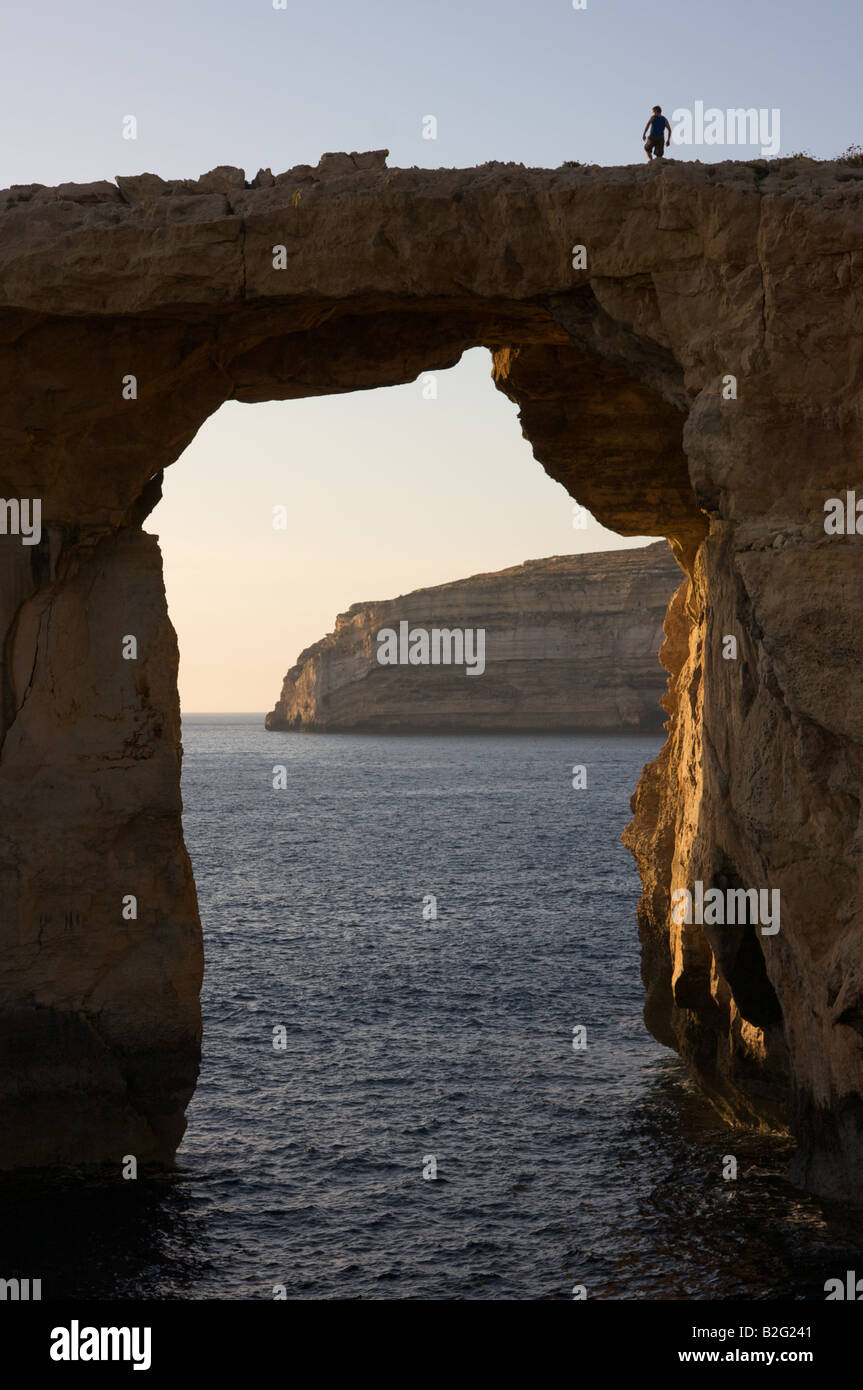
1, 152, 861, 1195
265, 542, 682, 732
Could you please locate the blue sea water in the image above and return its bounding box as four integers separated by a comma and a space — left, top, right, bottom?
1, 718, 860, 1300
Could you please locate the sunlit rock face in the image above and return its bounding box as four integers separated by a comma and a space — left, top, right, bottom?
0, 152, 861, 1194
265, 543, 683, 733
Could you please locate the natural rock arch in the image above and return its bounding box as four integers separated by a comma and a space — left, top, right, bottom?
0, 153, 861, 1197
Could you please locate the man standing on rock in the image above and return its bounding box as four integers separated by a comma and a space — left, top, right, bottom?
643, 106, 672, 161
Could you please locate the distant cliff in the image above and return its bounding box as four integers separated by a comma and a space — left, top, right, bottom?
265, 542, 683, 732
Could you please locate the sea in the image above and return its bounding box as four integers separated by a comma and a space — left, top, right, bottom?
2, 715, 861, 1301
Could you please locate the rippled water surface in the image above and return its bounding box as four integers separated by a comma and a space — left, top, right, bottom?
2, 718, 860, 1300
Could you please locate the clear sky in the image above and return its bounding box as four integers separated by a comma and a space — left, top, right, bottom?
5, 1, 858, 709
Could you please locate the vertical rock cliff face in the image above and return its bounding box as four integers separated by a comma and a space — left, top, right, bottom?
0, 154, 861, 1194
0, 502, 201, 1165
265, 543, 682, 732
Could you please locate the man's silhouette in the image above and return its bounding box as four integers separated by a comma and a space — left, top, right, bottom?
643, 106, 671, 161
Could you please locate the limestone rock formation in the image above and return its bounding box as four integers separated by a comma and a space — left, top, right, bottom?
1, 152, 862, 1195
265, 543, 682, 732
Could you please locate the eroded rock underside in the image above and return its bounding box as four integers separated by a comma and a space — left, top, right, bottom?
0, 152, 861, 1195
